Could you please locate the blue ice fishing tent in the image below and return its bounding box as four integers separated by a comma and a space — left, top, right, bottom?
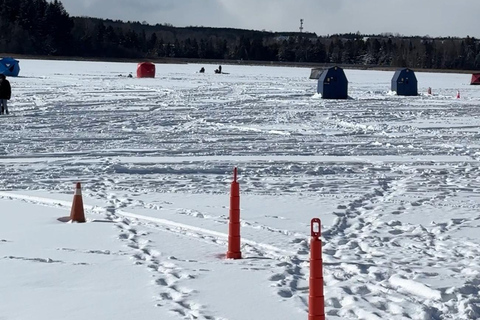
391, 68, 417, 96
0, 57, 20, 77
317, 66, 348, 99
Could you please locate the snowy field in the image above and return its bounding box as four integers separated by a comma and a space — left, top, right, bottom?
1, 59, 480, 320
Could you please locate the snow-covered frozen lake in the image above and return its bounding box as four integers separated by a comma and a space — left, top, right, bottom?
1, 59, 479, 319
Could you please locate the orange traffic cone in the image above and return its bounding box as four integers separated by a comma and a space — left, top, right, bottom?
70, 182, 86, 223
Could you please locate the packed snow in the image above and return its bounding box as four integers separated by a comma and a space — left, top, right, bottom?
1, 59, 480, 320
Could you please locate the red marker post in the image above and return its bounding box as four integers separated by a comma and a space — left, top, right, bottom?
226, 167, 242, 259
309, 218, 324, 320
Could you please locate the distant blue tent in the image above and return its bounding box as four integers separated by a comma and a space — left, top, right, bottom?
317, 66, 348, 99
391, 68, 417, 96
0, 57, 20, 77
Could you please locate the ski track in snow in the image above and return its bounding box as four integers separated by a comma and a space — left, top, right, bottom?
2, 62, 480, 319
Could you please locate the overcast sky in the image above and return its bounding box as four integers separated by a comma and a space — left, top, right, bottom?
60, 0, 480, 38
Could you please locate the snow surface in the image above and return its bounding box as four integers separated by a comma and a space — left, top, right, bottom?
1, 59, 480, 319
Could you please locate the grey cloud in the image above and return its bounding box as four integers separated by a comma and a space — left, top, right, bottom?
60, 0, 480, 37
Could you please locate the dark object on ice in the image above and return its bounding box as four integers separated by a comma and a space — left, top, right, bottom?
199, 67, 205, 73
137, 62, 155, 78
317, 66, 348, 99
471, 73, 480, 85
215, 65, 222, 74
391, 68, 418, 96
127, 73, 133, 78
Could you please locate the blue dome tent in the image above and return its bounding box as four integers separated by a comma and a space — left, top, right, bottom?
391, 68, 417, 96
0, 57, 20, 77
317, 66, 348, 99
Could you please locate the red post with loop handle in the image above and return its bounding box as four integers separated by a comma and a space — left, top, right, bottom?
226, 167, 242, 259
309, 218, 324, 320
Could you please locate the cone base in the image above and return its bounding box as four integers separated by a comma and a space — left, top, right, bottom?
226, 251, 242, 259
58, 216, 87, 223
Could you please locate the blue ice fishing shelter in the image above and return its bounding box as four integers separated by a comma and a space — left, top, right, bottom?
317, 66, 348, 99
0, 57, 20, 77
391, 68, 417, 96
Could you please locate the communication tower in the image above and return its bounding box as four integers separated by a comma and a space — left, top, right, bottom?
299, 19, 304, 33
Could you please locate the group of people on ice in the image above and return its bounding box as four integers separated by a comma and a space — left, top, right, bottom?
199, 65, 223, 74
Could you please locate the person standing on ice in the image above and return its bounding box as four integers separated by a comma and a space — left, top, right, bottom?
0, 74, 11, 115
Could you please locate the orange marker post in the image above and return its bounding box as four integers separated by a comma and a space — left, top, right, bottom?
70, 182, 86, 223
226, 167, 242, 259
309, 218, 325, 320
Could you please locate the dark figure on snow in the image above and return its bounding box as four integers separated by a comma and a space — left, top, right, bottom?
215, 65, 222, 74
0, 74, 11, 115
199, 67, 205, 73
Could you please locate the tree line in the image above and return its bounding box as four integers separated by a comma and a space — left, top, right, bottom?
1, 0, 479, 70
